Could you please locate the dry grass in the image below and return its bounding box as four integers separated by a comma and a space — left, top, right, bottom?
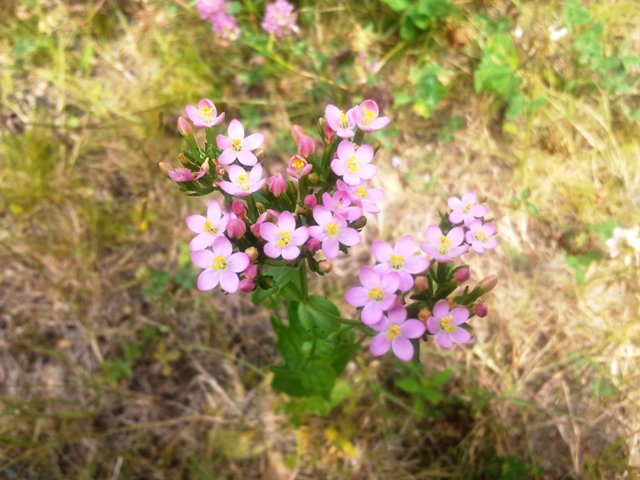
1, 0, 639, 478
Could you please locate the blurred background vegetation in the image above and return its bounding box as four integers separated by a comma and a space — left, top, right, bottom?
1, 0, 639, 478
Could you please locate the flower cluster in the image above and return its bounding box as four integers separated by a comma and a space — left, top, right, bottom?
606, 226, 640, 267
346, 194, 498, 360
196, 0, 240, 41
195, 0, 300, 42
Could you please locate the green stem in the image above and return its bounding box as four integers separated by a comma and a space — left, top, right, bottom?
299, 260, 308, 301
246, 195, 258, 221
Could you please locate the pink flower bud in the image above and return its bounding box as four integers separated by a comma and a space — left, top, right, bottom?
478, 275, 498, 294
414, 276, 428, 292
243, 262, 258, 278
304, 194, 318, 208
231, 200, 247, 216
267, 174, 287, 197
306, 237, 321, 253
227, 216, 246, 239
291, 125, 305, 142
318, 260, 332, 274
474, 303, 488, 317
454, 267, 470, 283
177, 116, 192, 136
323, 121, 335, 143
297, 135, 315, 157
239, 278, 255, 293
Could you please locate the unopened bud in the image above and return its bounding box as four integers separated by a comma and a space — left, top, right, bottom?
308, 173, 319, 184
239, 278, 255, 293
291, 124, 305, 142
297, 135, 316, 157
318, 260, 332, 274
454, 267, 470, 283
231, 200, 247, 216
158, 162, 172, 173
177, 116, 192, 136
215, 164, 226, 176
256, 202, 266, 213
244, 247, 259, 262
306, 238, 321, 253
351, 216, 367, 229
227, 217, 246, 239
474, 303, 488, 317
178, 153, 189, 165
413, 276, 428, 292
478, 275, 498, 294
254, 149, 265, 160
304, 194, 318, 208
418, 307, 431, 321
267, 174, 287, 197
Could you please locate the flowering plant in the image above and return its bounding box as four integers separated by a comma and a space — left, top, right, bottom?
163, 99, 498, 399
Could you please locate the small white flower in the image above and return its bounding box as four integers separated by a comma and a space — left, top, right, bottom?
549, 25, 568, 41
514, 26, 524, 39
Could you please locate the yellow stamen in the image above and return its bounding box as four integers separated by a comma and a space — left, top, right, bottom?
439, 315, 456, 332
474, 230, 489, 242
326, 222, 339, 237
292, 158, 305, 174
231, 138, 243, 152
198, 105, 213, 117
204, 220, 218, 234
386, 324, 401, 340
356, 186, 367, 198
211, 256, 227, 271
463, 203, 473, 214
389, 254, 405, 269
338, 111, 349, 129
438, 235, 452, 255
347, 154, 359, 173
361, 106, 375, 125
367, 287, 383, 301
276, 230, 291, 248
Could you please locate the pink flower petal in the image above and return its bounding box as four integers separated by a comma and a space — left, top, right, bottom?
336, 140, 355, 159
207, 200, 222, 222
243, 133, 264, 150
220, 271, 240, 294
186, 214, 206, 233
189, 232, 215, 251
391, 336, 413, 361
436, 332, 453, 349
425, 225, 442, 244
227, 252, 249, 273
331, 158, 346, 176
212, 236, 232, 257
447, 227, 465, 246
401, 320, 426, 339
228, 119, 244, 139
278, 211, 296, 232
386, 305, 407, 324
432, 300, 450, 318
372, 240, 393, 263
338, 227, 360, 247
359, 267, 380, 289
281, 245, 300, 260
312, 206, 332, 226
322, 237, 340, 259
404, 256, 429, 274
394, 236, 415, 257
450, 328, 471, 344
471, 204, 487, 217
427, 316, 440, 334
370, 334, 391, 356
362, 302, 383, 325
264, 242, 282, 259
291, 227, 309, 245
237, 150, 257, 166
217, 149, 237, 165
380, 271, 400, 294
197, 269, 220, 291
355, 144, 374, 163
191, 249, 214, 268
216, 134, 232, 150
345, 287, 368, 307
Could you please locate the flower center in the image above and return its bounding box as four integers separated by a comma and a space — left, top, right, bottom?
204, 220, 218, 234
231, 138, 243, 152
367, 286, 383, 301
198, 105, 213, 118
361, 106, 375, 125
326, 222, 339, 237
277, 230, 291, 248
338, 111, 349, 129
474, 230, 489, 242
356, 186, 367, 198
438, 235, 452, 255
463, 203, 473, 214
386, 324, 401, 340
347, 154, 360, 173
211, 256, 227, 271
292, 158, 305, 173
439, 315, 456, 332
389, 254, 405, 269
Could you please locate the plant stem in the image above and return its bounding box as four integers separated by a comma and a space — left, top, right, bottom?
299, 260, 308, 301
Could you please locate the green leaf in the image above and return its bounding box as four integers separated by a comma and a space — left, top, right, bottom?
395, 376, 421, 393
564, 0, 591, 28
272, 321, 306, 368
252, 286, 276, 305
271, 360, 337, 399
574, 22, 603, 66
383, 0, 411, 12
328, 343, 360, 375
297, 296, 341, 338
399, 14, 419, 40
474, 33, 520, 99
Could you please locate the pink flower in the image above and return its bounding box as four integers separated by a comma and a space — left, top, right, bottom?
231, 200, 247, 216
370, 306, 426, 361
427, 300, 471, 349
465, 221, 498, 254
216, 119, 264, 166
420, 226, 467, 262
239, 278, 255, 292
331, 141, 376, 186
306, 237, 321, 253
287, 155, 313, 179
185, 99, 225, 128
191, 236, 249, 294
267, 174, 287, 197
243, 263, 258, 279
261, 0, 299, 37
160, 162, 209, 183
196, 0, 227, 19
354, 99, 390, 132
304, 194, 318, 209
219, 164, 266, 197
321, 191, 362, 222
226, 215, 246, 239
260, 211, 309, 260
325, 105, 358, 139
345, 267, 400, 325
291, 125, 315, 157
474, 303, 488, 317
210, 11, 240, 41
454, 267, 470, 283
336, 180, 384, 214
308, 206, 361, 259
448, 192, 487, 227
186, 198, 229, 251
372, 236, 430, 291
250, 209, 280, 238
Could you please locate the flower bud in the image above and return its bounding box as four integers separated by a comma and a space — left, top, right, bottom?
244, 248, 259, 263
308, 173, 319, 184
254, 149, 265, 160
291, 125, 305, 142
256, 202, 266, 213
454, 267, 470, 283
239, 278, 255, 293
413, 276, 428, 292
478, 275, 498, 294
177, 116, 192, 136
323, 120, 335, 143
418, 307, 431, 321
318, 260, 332, 274
231, 200, 247, 216
178, 153, 189, 165
306, 238, 321, 253
267, 174, 287, 197
297, 135, 315, 157
474, 303, 488, 317
227, 217, 246, 239
158, 162, 172, 173
304, 194, 318, 209
351, 216, 367, 229
215, 164, 226, 176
